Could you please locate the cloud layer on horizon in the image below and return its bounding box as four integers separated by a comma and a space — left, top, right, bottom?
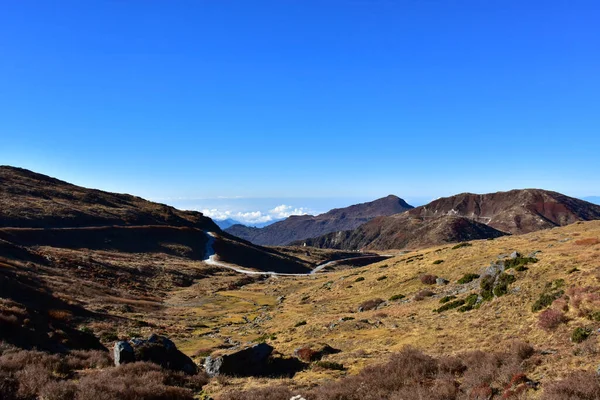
200, 204, 311, 225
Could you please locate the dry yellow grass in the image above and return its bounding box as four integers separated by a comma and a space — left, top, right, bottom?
174, 221, 600, 397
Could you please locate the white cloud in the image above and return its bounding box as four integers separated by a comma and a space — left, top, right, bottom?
200, 204, 311, 225
269, 204, 310, 219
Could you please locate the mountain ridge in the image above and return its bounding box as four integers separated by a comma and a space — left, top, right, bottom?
225, 195, 414, 246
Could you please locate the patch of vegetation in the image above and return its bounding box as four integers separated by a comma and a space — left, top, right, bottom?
358, 298, 385, 312
589, 311, 600, 322
439, 295, 457, 304
294, 321, 307, 328
420, 274, 438, 285
480, 275, 496, 301
389, 294, 405, 301
354, 277, 365, 282
568, 267, 580, 274
457, 273, 480, 284
452, 242, 472, 250
340, 316, 355, 321
414, 290, 435, 301
532, 290, 564, 312
379, 264, 389, 269
504, 256, 538, 270
571, 327, 592, 343
515, 265, 528, 272
432, 260, 444, 265
457, 294, 479, 312
435, 299, 465, 313
253, 333, 277, 343
538, 309, 567, 331
376, 276, 387, 281
493, 273, 516, 297
314, 361, 345, 371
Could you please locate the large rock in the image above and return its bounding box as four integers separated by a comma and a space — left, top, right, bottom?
204, 343, 273, 377
113, 341, 135, 366
112, 334, 197, 374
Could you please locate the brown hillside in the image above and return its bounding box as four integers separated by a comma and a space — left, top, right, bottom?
300, 189, 600, 251
300, 215, 507, 250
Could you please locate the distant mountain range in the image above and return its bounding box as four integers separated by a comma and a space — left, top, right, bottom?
299, 189, 600, 250
214, 218, 282, 230
225, 195, 414, 246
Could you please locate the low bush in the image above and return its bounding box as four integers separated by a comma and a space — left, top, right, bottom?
358, 298, 385, 312
480, 275, 496, 301
542, 371, 600, 400
568, 267, 580, 274
458, 294, 479, 312
571, 327, 592, 343
420, 274, 438, 285
354, 277, 365, 282
436, 299, 465, 313
452, 242, 472, 249
314, 361, 345, 371
538, 309, 567, 331
294, 321, 307, 328
439, 295, 457, 304
457, 273, 480, 284
504, 256, 538, 270
376, 276, 387, 281
414, 290, 434, 301
532, 290, 564, 312
493, 273, 516, 297
389, 294, 405, 301
432, 260, 444, 265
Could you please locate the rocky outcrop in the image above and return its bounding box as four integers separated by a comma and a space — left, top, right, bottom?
203, 343, 273, 377
113, 334, 197, 374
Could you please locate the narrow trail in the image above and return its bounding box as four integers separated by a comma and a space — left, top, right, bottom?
203, 232, 390, 277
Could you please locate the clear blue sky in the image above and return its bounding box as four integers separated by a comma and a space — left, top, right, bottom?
1, 1, 599, 221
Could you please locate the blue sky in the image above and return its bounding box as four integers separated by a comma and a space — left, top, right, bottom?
1, 1, 599, 223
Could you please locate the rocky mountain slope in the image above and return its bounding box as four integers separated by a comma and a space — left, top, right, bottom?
225, 195, 414, 246
300, 189, 600, 251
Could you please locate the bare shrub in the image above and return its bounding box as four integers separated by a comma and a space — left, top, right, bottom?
414, 290, 435, 301
76, 362, 194, 400
358, 298, 384, 312
538, 309, 568, 331
542, 371, 600, 400
420, 274, 438, 285
219, 385, 294, 400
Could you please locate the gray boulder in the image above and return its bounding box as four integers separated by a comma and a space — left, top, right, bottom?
436, 278, 449, 285
510, 251, 521, 259
113, 334, 197, 374
113, 341, 135, 366
204, 343, 273, 377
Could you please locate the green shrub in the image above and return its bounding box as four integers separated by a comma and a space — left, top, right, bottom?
253, 333, 277, 343
458, 294, 479, 312
493, 273, 516, 297
389, 294, 405, 301
480, 275, 496, 301
589, 311, 600, 322
355, 277, 365, 282
315, 361, 345, 370
436, 299, 466, 313
532, 290, 564, 312
294, 321, 307, 327
515, 265, 528, 272
457, 273, 480, 284
439, 295, 457, 304
376, 276, 387, 281
504, 256, 538, 270
571, 327, 592, 343
432, 260, 444, 265
452, 243, 472, 250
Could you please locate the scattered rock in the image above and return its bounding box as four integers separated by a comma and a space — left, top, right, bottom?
204, 343, 273, 377
113, 334, 197, 374
436, 278, 449, 285
113, 341, 135, 366
509, 251, 521, 259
